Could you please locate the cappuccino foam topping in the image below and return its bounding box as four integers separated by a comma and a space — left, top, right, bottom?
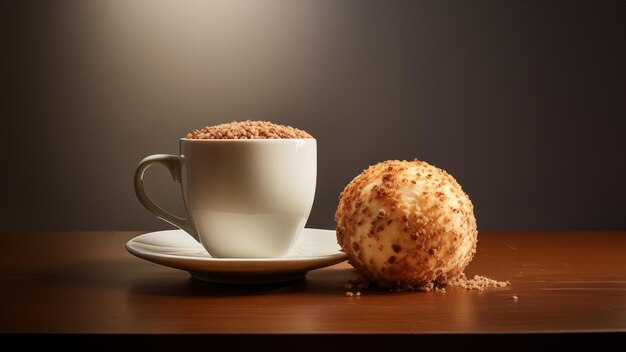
186, 120, 313, 140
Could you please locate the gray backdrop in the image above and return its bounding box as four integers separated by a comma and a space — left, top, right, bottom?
2, 0, 625, 232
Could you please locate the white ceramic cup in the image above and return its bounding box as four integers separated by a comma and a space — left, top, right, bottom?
134, 138, 316, 258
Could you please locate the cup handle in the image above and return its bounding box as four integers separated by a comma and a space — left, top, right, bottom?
134, 154, 197, 239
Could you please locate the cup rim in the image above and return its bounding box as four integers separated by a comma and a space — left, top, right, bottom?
180, 138, 316, 142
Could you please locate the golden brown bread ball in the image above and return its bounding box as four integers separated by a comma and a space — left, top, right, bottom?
335, 160, 477, 289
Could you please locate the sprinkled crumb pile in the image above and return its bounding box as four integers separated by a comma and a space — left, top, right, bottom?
342, 273, 509, 296
417, 283, 447, 293
447, 273, 510, 291
344, 280, 369, 293
186, 120, 313, 140
344, 280, 370, 296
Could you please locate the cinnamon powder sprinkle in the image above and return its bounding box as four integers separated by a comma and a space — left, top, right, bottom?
186, 120, 313, 139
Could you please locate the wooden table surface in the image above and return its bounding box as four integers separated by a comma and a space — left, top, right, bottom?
1, 231, 625, 334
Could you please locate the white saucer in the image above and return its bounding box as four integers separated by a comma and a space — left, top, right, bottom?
126, 228, 347, 284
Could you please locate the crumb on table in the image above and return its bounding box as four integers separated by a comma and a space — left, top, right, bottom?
186, 120, 313, 139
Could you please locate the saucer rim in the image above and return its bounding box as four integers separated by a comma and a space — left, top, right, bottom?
125, 228, 347, 283
125, 228, 347, 263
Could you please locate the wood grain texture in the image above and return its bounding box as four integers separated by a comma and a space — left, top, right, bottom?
0, 231, 625, 334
